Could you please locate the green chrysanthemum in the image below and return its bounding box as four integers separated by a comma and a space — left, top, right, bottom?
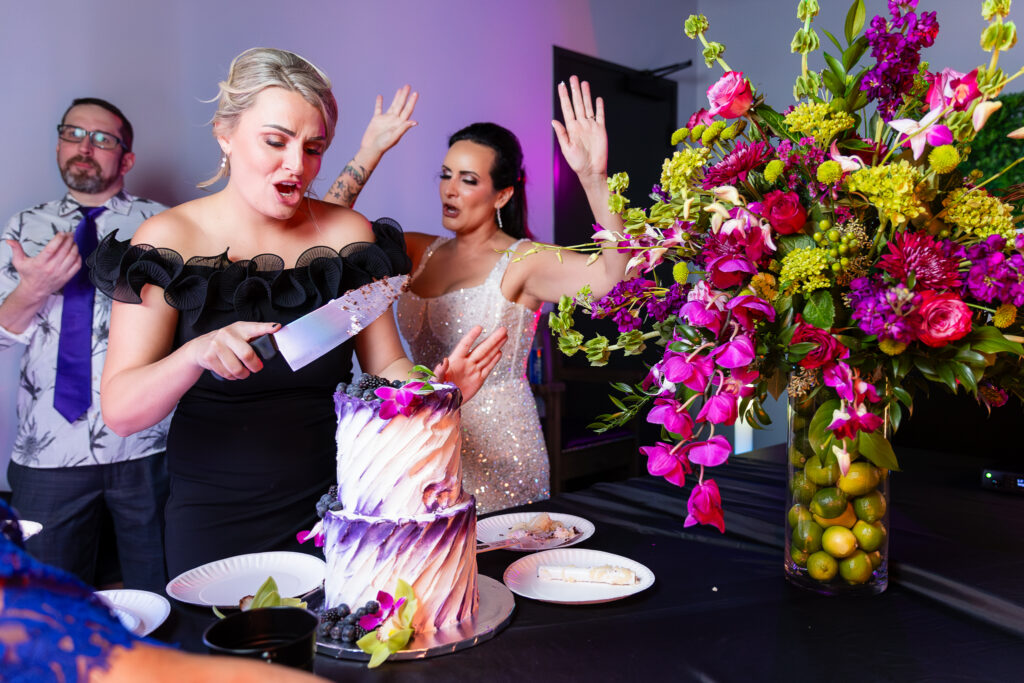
672, 261, 690, 285
779, 247, 831, 293
845, 160, 924, 226
928, 145, 960, 174
783, 101, 855, 144
720, 120, 747, 141
701, 121, 728, 146
943, 187, 1017, 240
671, 127, 690, 146
764, 159, 786, 184
816, 160, 842, 184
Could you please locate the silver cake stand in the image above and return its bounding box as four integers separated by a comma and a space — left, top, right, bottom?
316, 575, 514, 661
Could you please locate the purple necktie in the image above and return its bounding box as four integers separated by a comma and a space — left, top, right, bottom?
54, 206, 106, 423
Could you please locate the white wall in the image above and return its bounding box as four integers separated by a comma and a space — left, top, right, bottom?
0, 0, 698, 488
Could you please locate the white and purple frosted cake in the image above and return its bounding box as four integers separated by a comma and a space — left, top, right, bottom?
320, 378, 478, 635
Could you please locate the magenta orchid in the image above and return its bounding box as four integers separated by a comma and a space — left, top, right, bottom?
684, 479, 725, 533
640, 442, 691, 487
375, 381, 426, 419
888, 109, 952, 160
647, 397, 695, 438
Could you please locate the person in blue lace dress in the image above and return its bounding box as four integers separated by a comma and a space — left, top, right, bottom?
0, 499, 322, 682
89, 48, 505, 580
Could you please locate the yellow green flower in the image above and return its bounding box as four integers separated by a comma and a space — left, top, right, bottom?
671, 127, 690, 146
878, 338, 908, 356
943, 187, 1016, 240
928, 145, 960, 174
689, 124, 708, 143
784, 101, 855, 144
779, 247, 831, 293
845, 160, 925, 226
672, 261, 690, 285
660, 148, 712, 198
994, 303, 1017, 328
701, 121, 728, 146
720, 120, 747, 141
764, 159, 786, 184
816, 160, 842, 184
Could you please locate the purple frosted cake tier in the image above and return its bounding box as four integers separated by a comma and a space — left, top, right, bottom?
334, 385, 464, 517
322, 496, 478, 634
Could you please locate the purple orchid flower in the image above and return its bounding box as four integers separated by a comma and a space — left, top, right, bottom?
375, 381, 425, 419
684, 479, 725, 533
661, 352, 715, 392
712, 334, 755, 369
726, 295, 776, 331
640, 442, 691, 487
647, 397, 695, 439
359, 589, 407, 632
696, 392, 739, 425
684, 435, 731, 467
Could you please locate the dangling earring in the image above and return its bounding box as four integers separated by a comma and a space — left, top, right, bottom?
496, 208, 504, 230
220, 155, 227, 169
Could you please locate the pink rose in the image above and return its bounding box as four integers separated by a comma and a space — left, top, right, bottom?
911, 291, 973, 347
687, 107, 715, 128
707, 71, 753, 119
760, 190, 808, 235
792, 320, 849, 369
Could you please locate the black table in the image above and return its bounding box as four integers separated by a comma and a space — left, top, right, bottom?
151, 445, 1024, 681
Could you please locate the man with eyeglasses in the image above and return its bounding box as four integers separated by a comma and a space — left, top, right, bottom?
0, 98, 170, 593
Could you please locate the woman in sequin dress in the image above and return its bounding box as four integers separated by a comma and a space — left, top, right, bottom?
326, 77, 629, 513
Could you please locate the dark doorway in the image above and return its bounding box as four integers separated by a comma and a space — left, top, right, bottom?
543, 47, 681, 491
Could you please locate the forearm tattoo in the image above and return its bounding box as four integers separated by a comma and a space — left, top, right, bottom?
328, 162, 369, 208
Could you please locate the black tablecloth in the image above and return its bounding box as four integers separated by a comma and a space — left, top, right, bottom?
151, 445, 1024, 681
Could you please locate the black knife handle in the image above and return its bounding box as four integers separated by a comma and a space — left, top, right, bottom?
211, 334, 279, 381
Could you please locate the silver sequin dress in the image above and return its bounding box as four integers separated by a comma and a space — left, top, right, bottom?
396, 237, 549, 513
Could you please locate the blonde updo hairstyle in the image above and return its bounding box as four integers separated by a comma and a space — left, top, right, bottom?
199, 47, 338, 188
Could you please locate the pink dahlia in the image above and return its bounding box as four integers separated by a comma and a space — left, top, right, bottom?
877, 232, 963, 291
702, 142, 772, 189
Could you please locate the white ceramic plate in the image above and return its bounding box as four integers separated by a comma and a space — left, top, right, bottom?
18, 520, 42, 540
477, 512, 594, 552
503, 548, 655, 604
96, 589, 170, 637
166, 551, 325, 607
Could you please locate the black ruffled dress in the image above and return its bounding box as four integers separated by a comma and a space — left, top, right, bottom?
90, 218, 411, 578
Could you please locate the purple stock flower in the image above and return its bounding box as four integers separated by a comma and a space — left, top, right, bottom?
861, 2, 939, 121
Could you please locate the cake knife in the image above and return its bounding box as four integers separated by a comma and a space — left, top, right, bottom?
247, 274, 410, 372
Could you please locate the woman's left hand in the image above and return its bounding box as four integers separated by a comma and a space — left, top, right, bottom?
359, 84, 419, 158
433, 326, 508, 403
552, 75, 607, 184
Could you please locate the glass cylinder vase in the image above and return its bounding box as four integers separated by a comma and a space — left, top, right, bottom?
784, 387, 890, 595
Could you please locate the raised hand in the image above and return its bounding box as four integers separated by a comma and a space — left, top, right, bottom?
359, 84, 419, 158
552, 75, 608, 184
7, 233, 82, 299
188, 320, 282, 381
433, 326, 508, 403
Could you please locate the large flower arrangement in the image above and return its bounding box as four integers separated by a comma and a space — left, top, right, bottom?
550, 0, 1024, 532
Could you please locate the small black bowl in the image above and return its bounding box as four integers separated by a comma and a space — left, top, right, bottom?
203, 607, 318, 671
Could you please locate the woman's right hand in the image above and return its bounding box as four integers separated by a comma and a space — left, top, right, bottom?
188, 321, 281, 380
552, 75, 608, 185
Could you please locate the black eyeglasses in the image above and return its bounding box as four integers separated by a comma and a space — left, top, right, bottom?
57, 124, 127, 151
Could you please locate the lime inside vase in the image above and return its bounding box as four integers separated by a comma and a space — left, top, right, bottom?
784, 388, 890, 595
